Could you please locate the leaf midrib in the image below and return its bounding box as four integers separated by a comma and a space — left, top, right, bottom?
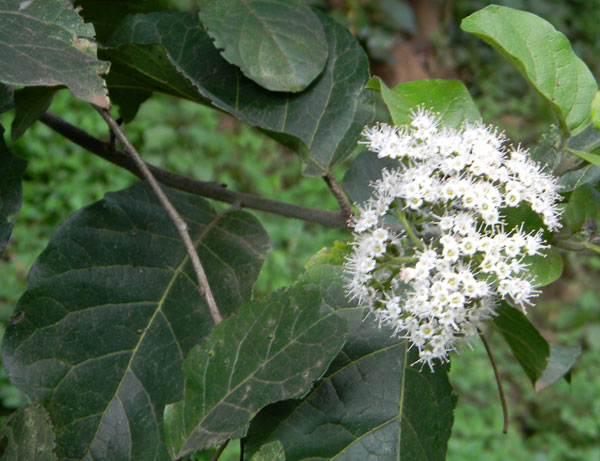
80, 210, 227, 458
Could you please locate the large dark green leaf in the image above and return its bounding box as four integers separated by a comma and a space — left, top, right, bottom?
74, 0, 171, 43
245, 308, 457, 461
2, 183, 269, 460
0, 124, 26, 256
461, 5, 597, 136
366, 77, 481, 128
198, 0, 327, 92
101, 12, 374, 174
0, 404, 57, 461
245, 247, 457, 461
164, 283, 348, 459
493, 302, 550, 386
0, 0, 109, 107
11, 86, 58, 140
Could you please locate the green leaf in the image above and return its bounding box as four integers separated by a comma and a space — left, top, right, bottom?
525, 248, 563, 287
163, 284, 348, 459
0, 0, 109, 107
461, 5, 597, 136
0, 404, 57, 461
305, 241, 348, 268
493, 302, 550, 386
0, 124, 26, 257
244, 308, 457, 460
2, 183, 269, 460
250, 441, 285, 461
568, 123, 600, 152
73, 0, 170, 43
101, 12, 374, 174
198, 0, 327, 92
591, 91, 600, 132
11, 86, 58, 141
0, 83, 14, 114
558, 164, 600, 192
568, 149, 600, 168
529, 125, 562, 173
535, 344, 581, 392
342, 150, 400, 205
366, 77, 481, 128
563, 185, 600, 232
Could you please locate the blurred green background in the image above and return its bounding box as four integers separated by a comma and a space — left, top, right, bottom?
2, 1, 600, 460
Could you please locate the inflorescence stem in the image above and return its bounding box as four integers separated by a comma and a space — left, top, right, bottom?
398, 211, 425, 250
479, 331, 509, 434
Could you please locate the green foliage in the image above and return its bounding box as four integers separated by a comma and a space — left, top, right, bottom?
0, 404, 56, 461
198, 0, 327, 92
0, 0, 109, 107
164, 284, 348, 458
245, 307, 457, 460
461, 5, 597, 136
2, 183, 269, 459
0, 1, 598, 459
11, 87, 57, 141
367, 77, 481, 128
101, 11, 374, 174
249, 441, 284, 461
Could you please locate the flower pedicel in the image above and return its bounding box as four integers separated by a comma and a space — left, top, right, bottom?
345, 108, 562, 370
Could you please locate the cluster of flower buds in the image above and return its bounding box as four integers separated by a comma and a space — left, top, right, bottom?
345, 108, 562, 370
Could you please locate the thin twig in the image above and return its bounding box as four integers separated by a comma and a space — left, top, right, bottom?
94, 106, 223, 325
210, 440, 230, 461
398, 211, 425, 250
323, 171, 354, 223
479, 331, 509, 434
39, 112, 348, 229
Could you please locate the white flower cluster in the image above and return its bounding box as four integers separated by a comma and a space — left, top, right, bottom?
345, 108, 562, 370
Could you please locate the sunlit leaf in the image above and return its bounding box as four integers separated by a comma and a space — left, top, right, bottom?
591, 91, 600, 132
2, 183, 269, 460
0, 0, 109, 107
366, 77, 481, 128
462, 5, 597, 135
198, 0, 327, 92
163, 284, 348, 459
